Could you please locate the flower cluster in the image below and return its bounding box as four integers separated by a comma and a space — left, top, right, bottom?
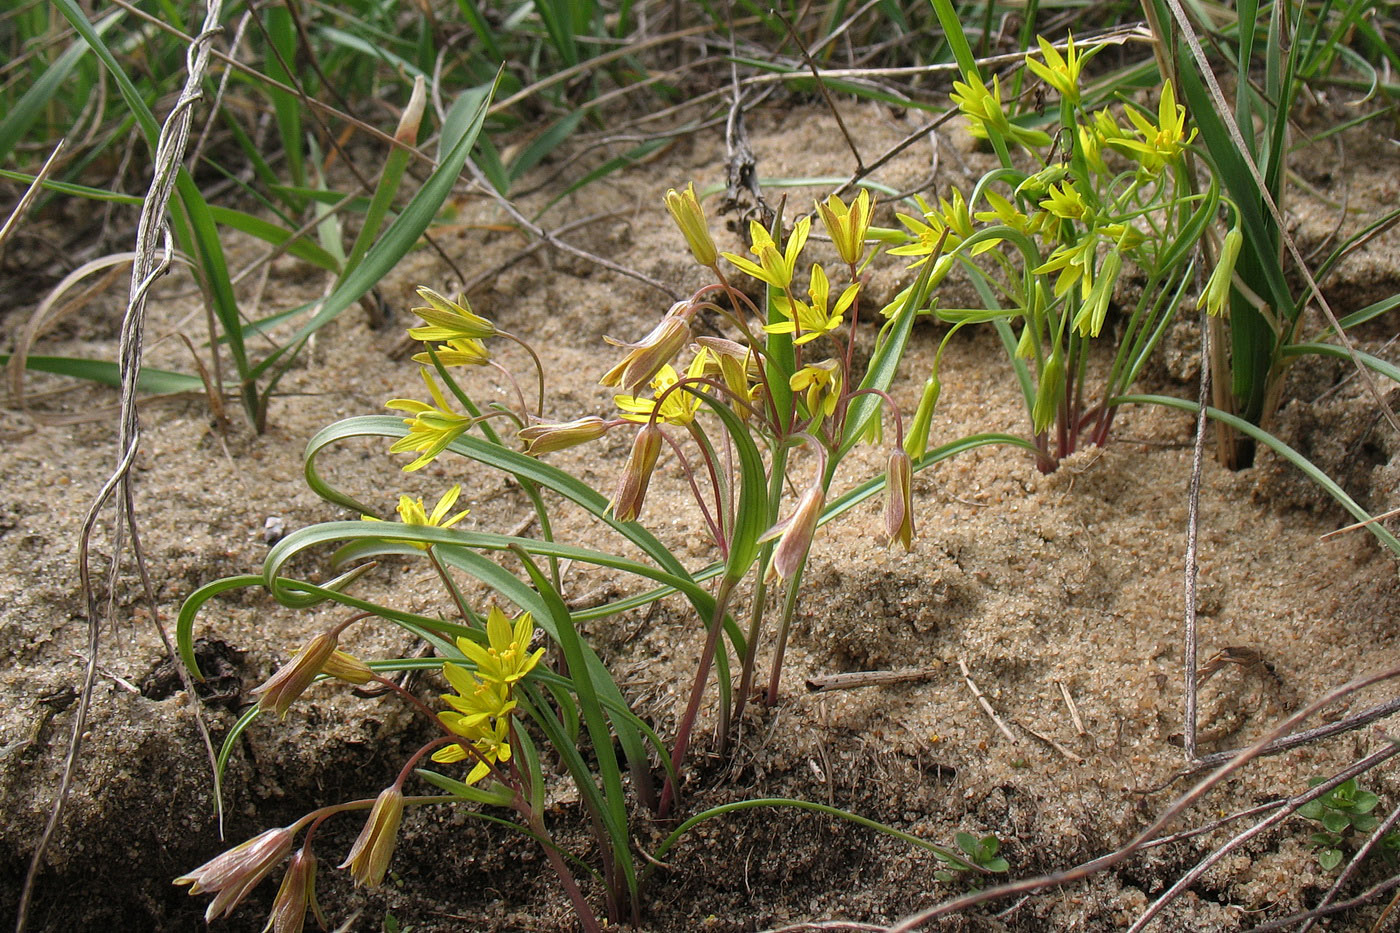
433, 605, 544, 784
885, 34, 1223, 465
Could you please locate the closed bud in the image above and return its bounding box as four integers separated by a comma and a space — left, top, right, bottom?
600, 309, 692, 393
664, 183, 718, 268
340, 787, 405, 889
1198, 226, 1242, 317
252, 632, 339, 719
609, 424, 663, 523
1033, 348, 1065, 435
884, 449, 915, 551
518, 416, 611, 455
904, 375, 941, 459
263, 847, 325, 933
322, 649, 373, 685
176, 826, 294, 923
762, 484, 826, 580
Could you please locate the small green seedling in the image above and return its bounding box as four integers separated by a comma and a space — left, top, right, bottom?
934, 832, 1010, 886
1299, 778, 1382, 870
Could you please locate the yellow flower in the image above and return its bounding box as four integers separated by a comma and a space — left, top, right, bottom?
664, 182, 718, 268
973, 190, 1033, 234
816, 188, 873, 267
763, 264, 861, 345
460, 605, 545, 688
789, 358, 842, 429
1072, 248, 1121, 337
1118, 81, 1196, 171
385, 371, 472, 471
363, 485, 470, 549
412, 337, 491, 368
722, 216, 811, 290
1033, 234, 1100, 299
432, 715, 513, 784
950, 73, 1053, 150
614, 350, 712, 426
440, 663, 516, 731
1038, 182, 1089, 222
889, 199, 951, 268
1024, 33, 1091, 105
407, 286, 496, 341
935, 189, 974, 245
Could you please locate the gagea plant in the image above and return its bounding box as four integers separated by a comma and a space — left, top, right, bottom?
175, 189, 994, 929
882, 34, 1227, 471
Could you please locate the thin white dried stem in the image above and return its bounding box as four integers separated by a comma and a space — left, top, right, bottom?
1183, 308, 1211, 759
17, 5, 226, 931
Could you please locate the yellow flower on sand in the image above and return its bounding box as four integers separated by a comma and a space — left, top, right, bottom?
1024, 33, 1092, 105
462, 605, 545, 689
385, 370, 472, 471
408, 286, 496, 341
362, 485, 470, 549
722, 217, 811, 291
763, 264, 860, 345
430, 606, 544, 782
816, 189, 873, 267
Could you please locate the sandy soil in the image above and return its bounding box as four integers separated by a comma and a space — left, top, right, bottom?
3, 95, 1400, 932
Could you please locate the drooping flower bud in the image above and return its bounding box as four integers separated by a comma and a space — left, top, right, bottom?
264, 846, 325, 933
518, 416, 612, 455
600, 307, 693, 394
252, 632, 340, 720
761, 484, 826, 580
609, 423, 663, 523
884, 448, 915, 551
340, 787, 405, 889
175, 826, 294, 923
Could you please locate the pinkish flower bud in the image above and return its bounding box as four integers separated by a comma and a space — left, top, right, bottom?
252, 632, 339, 719
609, 424, 663, 523
175, 826, 294, 922
340, 787, 405, 889
518, 416, 611, 455
264, 847, 325, 933
884, 448, 915, 551
600, 307, 692, 393
762, 484, 825, 579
